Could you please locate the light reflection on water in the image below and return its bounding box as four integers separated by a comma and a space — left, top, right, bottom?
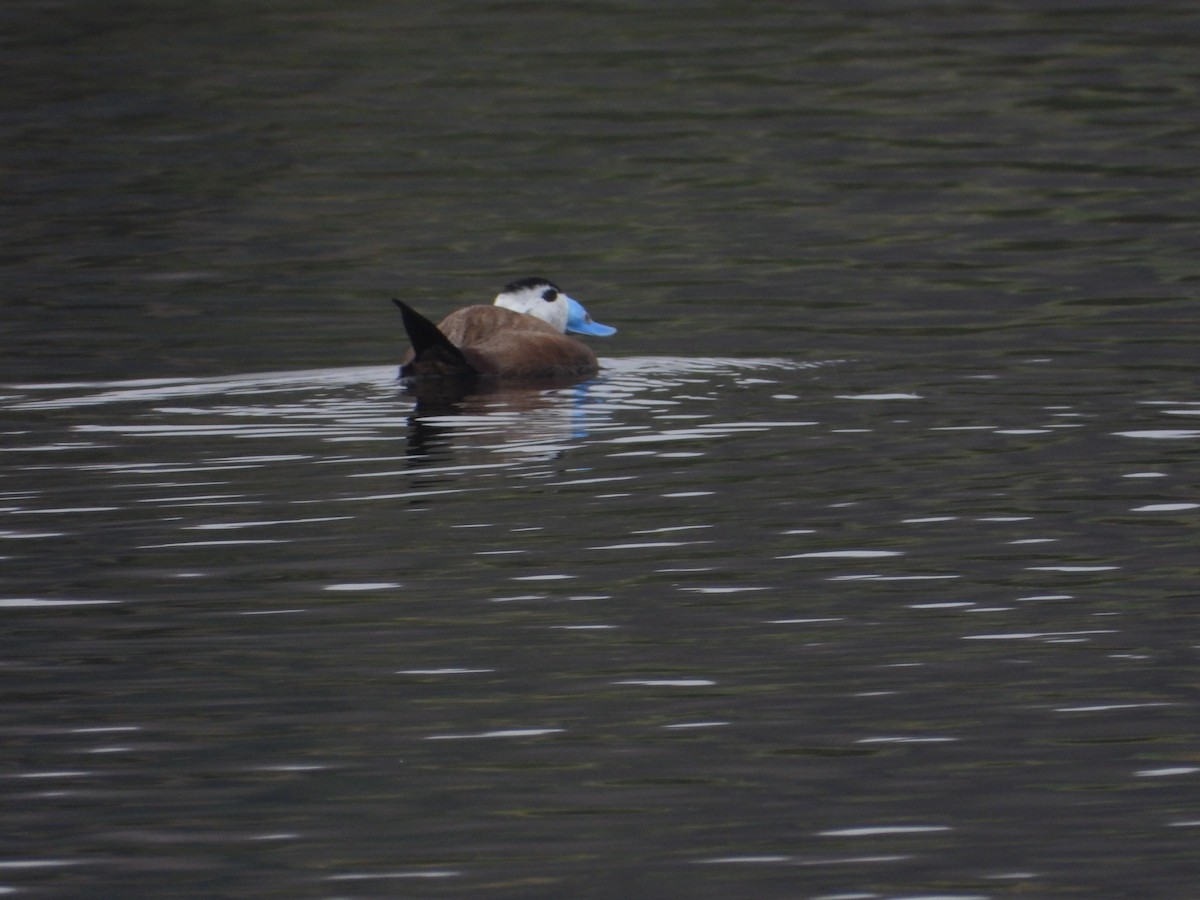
1, 350, 1198, 897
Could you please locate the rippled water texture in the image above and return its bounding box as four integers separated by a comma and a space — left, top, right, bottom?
3, 1, 1199, 898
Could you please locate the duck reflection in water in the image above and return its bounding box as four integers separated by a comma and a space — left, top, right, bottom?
401, 381, 603, 463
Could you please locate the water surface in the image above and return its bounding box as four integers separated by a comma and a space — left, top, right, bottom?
3, 2, 1199, 898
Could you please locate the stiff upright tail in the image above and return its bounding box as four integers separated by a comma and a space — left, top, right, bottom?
392, 299, 475, 380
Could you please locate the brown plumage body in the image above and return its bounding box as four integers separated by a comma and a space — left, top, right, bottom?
398, 304, 599, 381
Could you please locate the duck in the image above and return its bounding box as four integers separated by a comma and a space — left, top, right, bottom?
393, 277, 616, 382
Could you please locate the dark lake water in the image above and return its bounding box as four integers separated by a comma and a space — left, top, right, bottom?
3, 2, 1199, 898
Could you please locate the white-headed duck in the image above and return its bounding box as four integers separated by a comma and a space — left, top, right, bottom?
393, 277, 616, 382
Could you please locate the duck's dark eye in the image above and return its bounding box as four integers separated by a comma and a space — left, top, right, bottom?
541, 288, 558, 302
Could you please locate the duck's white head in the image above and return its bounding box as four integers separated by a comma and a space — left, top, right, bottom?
493, 277, 617, 337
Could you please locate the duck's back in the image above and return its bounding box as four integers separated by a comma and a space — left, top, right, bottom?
403, 305, 599, 380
